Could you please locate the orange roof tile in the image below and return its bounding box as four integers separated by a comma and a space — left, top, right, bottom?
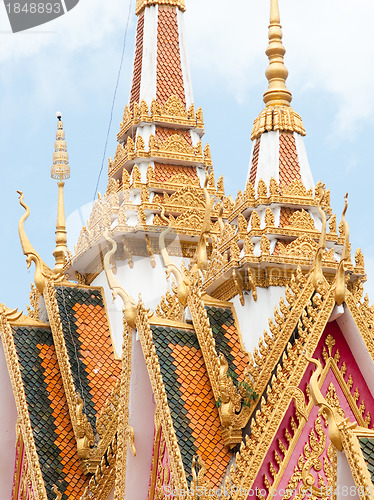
130, 13, 144, 109
157, 7, 185, 106
279, 132, 301, 187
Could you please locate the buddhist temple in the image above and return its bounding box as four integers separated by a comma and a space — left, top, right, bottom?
1, 0, 374, 499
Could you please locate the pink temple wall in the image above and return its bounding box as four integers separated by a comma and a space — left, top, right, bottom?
148, 426, 172, 499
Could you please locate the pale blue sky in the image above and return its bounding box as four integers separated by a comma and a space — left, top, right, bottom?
0, 0, 373, 312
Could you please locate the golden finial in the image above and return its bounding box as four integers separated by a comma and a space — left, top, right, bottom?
263, 0, 292, 108
51, 113, 70, 273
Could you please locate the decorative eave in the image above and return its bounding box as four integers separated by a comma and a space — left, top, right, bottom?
187, 283, 256, 448
228, 179, 332, 224
108, 135, 210, 179
69, 175, 226, 271
0, 314, 49, 500
207, 271, 374, 495
43, 281, 121, 474
251, 105, 306, 141
135, 0, 186, 15
117, 98, 204, 143
224, 284, 338, 494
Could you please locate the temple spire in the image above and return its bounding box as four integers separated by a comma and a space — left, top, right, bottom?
263, 0, 292, 107
51, 113, 70, 273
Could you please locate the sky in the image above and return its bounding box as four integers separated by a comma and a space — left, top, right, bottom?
0, 0, 373, 312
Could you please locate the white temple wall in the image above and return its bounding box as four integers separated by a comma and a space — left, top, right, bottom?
337, 306, 374, 398
0, 341, 17, 499
294, 132, 315, 191
254, 131, 279, 190
231, 286, 286, 353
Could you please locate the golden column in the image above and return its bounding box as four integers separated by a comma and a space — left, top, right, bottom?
51, 113, 70, 274
263, 0, 293, 107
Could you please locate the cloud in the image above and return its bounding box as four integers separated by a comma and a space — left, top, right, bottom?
1, 1, 374, 139
0, 0, 136, 121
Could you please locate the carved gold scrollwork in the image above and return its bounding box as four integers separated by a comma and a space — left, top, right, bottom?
288, 386, 308, 421
17, 191, 64, 294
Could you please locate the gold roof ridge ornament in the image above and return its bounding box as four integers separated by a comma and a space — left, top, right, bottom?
335, 194, 350, 306
103, 230, 137, 329
312, 184, 327, 289
159, 206, 190, 307
190, 173, 211, 277
251, 0, 306, 140
51, 113, 70, 274
17, 191, 63, 294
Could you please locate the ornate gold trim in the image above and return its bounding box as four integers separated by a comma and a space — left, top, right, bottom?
103, 231, 137, 329
43, 281, 95, 470
0, 314, 48, 500
17, 192, 63, 294
117, 97, 203, 141
149, 315, 193, 330
252, 107, 305, 140
158, 207, 190, 307
82, 437, 117, 500
335, 194, 350, 306
339, 425, 374, 500
227, 286, 336, 497
187, 283, 254, 447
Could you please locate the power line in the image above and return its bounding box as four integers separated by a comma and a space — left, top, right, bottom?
93, 0, 133, 202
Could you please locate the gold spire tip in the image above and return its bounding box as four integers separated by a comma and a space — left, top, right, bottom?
263, 0, 292, 108
51, 112, 70, 181
51, 113, 69, 273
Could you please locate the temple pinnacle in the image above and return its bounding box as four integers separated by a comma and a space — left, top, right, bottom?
51, 113, 70, 274
263, 0, 292, 107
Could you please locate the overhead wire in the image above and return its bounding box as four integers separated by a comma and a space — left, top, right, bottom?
93, 0, 133, 203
